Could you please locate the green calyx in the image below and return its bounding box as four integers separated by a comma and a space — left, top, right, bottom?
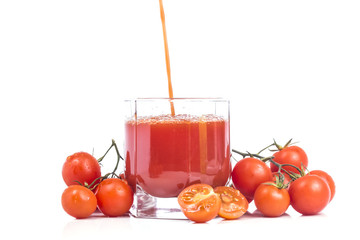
263, 173, 289, 189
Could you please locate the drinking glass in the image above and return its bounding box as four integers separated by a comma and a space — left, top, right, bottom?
123, 98, 231, 219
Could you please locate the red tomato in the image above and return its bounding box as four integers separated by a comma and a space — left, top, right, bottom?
178, 184, 221, 223
289, 175, 330, 215
309, 170, 335, 202
254, 182, 290, 217
61, 185, 97, 219
231, 158, 273, 200
271, 146, 308, 174
96, 178, 134, 217
214, 186, 248, 220
62, 152, 101, 187
245, 196, 253, 204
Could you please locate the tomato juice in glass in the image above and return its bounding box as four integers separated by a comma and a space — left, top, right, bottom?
123, 2, 232, 219
124, 98, 231, 218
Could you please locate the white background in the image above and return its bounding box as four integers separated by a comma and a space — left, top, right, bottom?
0, 0, 359, 239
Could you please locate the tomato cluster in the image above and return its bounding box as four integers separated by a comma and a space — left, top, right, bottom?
177, 140, 335, 222
231, 140, 335, 217
61, 140, 134, 219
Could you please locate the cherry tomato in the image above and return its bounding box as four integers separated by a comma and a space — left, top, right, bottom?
271, 146, 308, 174
178, 184, 221, 223
289, 175, 330, 215
214, 186, 248, 220
61, 185, 97, 219
62, 152, 101, 186
231, 158, 273, 200
254, 182, 290, 217
245, 196, 253, 204
96, 178, 134, 217
309, 170, 335, 202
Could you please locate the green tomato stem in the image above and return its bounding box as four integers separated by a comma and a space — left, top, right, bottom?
96, 139, 125, 180
232, 148, 304, 180
232, 149, 265, 159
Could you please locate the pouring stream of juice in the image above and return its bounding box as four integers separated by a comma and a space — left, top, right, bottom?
159, 0, 175, 116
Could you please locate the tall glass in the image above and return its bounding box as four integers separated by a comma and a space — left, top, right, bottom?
124, 98, 231, 219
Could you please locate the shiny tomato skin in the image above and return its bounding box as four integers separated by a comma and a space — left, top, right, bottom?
61, 185, 97, 219
309, 170, 335, 202
271, 146, 308, 174
178, 184, 221, 223
96, 178, 134, 217
214, 186, 248, 220
231, 158, 273, 200
254, 182, 290, 217
62, 152, 101, 186
289, 175, 330, 215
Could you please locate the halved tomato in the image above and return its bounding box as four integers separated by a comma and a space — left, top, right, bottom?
178, 184, 221, 223
214, 186, 248, 220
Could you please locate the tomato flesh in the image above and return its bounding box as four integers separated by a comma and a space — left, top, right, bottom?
214, 186, 248, 220
178, 184, 221, 223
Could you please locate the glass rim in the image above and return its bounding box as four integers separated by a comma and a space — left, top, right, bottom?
124, 97, 229, 102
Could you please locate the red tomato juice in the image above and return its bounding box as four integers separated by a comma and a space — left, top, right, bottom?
125, 114, 231, 198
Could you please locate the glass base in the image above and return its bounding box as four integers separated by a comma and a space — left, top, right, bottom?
130, 186, 187, 219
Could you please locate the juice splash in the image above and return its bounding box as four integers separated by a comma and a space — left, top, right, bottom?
159, 0, 175, 115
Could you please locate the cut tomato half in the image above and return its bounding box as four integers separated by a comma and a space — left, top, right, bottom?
214, 186, 249, 220
178, 184, 221, 223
